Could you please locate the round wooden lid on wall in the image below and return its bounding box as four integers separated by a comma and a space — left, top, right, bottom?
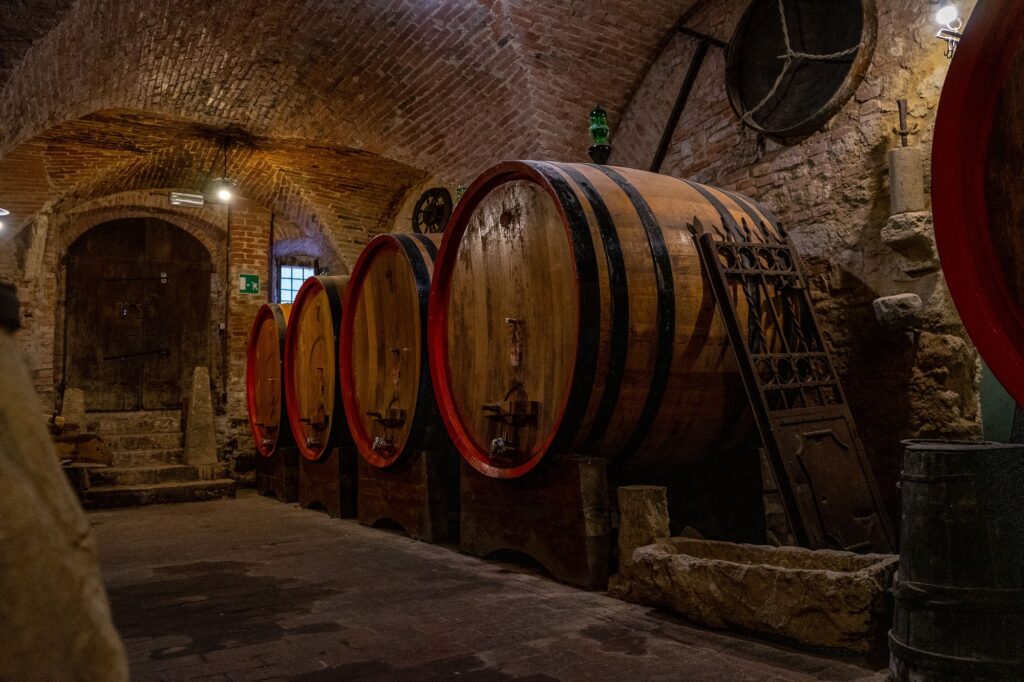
339, 233, 446, 468
245, 302, 293, 456
726, 0, 877, 140
283, 275, 351, 461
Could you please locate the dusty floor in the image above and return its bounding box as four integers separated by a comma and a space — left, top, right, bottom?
90, 491, 886, 681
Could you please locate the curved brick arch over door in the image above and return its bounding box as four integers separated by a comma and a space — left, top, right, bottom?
66, 218, 212, 410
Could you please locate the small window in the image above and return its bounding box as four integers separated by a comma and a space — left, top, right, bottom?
278, 264, 314, 304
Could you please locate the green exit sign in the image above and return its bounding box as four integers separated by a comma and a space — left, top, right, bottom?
238, 273, 260, 294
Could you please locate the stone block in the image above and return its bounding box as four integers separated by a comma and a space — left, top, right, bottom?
888, 147, 926, 215
608, 537, 897, 656
184, 366, 217, 466
616, 485, 669, 570
873, 293, 923, 330
0, 328, 129, 680
881, 212, 940, 276
61, 387, 85, 431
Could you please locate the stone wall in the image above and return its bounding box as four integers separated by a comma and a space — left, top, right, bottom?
612, 0, 982, 515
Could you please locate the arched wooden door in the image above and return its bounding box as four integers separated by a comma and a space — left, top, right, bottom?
66, 218, 212, 411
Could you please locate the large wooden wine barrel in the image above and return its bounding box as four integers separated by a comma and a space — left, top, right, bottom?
428, 161, 782, 479
889, 440, 1024, 680
933, 1, 1024, 406
339, 233, 446, 467
283, 275, 351, 461
245, 303, 292, 456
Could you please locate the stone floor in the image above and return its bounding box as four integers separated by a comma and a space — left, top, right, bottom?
91, 491, 887, 681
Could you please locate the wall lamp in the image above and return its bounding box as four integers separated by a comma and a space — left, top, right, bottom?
0, 207, 9, 231
935, 4, 963, 59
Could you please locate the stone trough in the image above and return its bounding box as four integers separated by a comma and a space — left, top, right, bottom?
609, 537, 897, 656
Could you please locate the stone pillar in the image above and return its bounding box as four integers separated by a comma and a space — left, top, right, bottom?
0, 283, 128, 681
61, 387, 86, 432
184, 366, 220, 479
617, 485, 670, 572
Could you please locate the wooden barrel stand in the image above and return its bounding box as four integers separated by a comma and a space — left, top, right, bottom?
298, 446, 357, 518
357, 449, 458, 543
459, 457, 610, 589
256, 445, 299, 503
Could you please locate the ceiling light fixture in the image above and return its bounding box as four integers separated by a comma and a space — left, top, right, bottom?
213, 178, 236, 203
209, 140, 236, 204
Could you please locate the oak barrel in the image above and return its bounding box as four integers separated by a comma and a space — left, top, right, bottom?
283, 275, 351, 461
339, 233, 447, 467
933, 0, 1024, 406
246, 303, 292, 456
889, 440, 1024, 680
428, 161, 781, 479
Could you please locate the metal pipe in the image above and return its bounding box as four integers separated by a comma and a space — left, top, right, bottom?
676, 25, 727, 49
650, 38, 711, 173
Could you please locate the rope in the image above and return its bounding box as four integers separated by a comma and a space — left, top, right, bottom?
741, 0, 864, 129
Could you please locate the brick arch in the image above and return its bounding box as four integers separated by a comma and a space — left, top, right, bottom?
0, 110, 426, 263
59, 203, 226, 262
272, 236, 344, 275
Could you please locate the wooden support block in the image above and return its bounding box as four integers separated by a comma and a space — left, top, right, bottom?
357, 449, 458, 543
460, 456, 610, 589
256, 446, 299, 503
298, 446, 357, 518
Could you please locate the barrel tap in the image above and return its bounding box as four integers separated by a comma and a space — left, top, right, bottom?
483, 318, 539, 461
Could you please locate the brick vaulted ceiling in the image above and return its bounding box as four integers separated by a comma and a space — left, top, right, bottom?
0, 0, 698, 242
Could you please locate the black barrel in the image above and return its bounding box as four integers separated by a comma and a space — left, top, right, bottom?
889, 440, 1024, 680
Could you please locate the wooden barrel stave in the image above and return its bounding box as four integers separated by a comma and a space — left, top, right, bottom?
245, 303, 292, 456
890, 440, 1024, 680
429, 161, 781, 479
340, 233, 445, 467
283, 275, 351, 461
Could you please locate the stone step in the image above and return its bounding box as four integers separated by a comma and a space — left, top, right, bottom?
103, 431, 183, 452
87, 410, 182, 435
82, 479, 236, 509
89, 464, 199, 487
110, 448, 185, 466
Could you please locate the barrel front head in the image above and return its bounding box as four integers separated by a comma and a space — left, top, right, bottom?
429, 160, 781, 480
246, 303, 292, 456
932, 1, 1024, 407
340, 233, 443, 467
429, 163, 580, 479
283, 275, 350, 461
